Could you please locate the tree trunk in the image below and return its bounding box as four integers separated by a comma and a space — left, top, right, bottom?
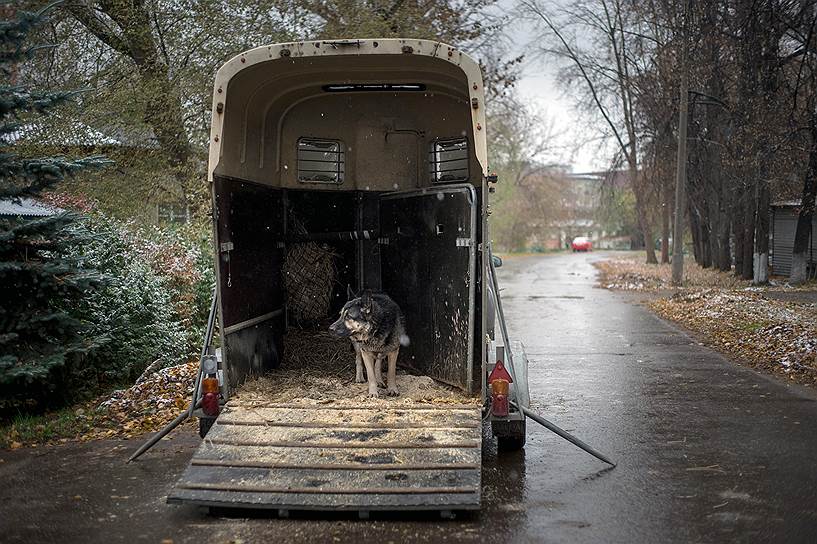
733, 202, 744, 276
701, 209, 712, 268
717, 211, 732, 271
751, 2, 779, 284
741, 192, 756, 280
791, 120, 817, 283
689, 209, 702, 264
661, 180, 670, 264
753, 179, 770, 283
629, 166, 657, 263
671, 0, 689, 285
700, 0, 727, 272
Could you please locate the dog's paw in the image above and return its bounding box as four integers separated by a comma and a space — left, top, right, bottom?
368, 388, 381, 398
355, 375, 365, 384
386, 387, 400, 397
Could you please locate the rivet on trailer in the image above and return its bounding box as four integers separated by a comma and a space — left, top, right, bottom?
129, 38, 614, 516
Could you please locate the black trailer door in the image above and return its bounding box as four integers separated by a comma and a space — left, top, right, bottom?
214, 176, 286, 390
379, 185, 478, 393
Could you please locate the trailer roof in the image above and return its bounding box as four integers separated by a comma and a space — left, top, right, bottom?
206, 38, 488, 182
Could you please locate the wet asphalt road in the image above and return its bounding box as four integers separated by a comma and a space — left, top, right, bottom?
495, 253, 817, 542
2, 252, 817, 543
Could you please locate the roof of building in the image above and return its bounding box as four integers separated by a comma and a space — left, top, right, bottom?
771, 198, 817, 208
0, 198, 63, 217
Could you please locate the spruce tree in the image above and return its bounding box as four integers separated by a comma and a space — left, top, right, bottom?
0, 6, 110, 411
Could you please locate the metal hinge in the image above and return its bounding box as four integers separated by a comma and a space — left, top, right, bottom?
456, 237, 473, 247
378, 237, 390, 245
220, 241, 234, 252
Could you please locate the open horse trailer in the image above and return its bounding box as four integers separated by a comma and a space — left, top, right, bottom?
164, 38, 534, 515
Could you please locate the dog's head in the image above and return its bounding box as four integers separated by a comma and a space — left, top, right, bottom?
329, 290, 375, 341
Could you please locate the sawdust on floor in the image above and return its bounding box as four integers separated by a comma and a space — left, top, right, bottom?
233, 328, 479, 407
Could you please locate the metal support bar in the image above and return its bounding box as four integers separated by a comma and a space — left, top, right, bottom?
285, 229, 378, 242
513, 402, 616, 467
189, 289, 218, 415
488, 251, 517, 386
127, 401, 201, 463
222, 308, 283, 336
128, 289, 218, 463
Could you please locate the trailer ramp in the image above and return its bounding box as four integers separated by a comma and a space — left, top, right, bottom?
168, 401, 482, 512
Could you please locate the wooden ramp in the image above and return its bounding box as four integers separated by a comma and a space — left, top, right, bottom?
167, 402, 482, 512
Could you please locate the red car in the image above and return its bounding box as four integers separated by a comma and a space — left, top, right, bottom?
571, 236, 592, 252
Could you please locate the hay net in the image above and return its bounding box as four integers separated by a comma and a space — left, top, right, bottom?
283, 238, 337, 325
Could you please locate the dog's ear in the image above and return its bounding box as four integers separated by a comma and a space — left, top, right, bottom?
361, 290, 373, 314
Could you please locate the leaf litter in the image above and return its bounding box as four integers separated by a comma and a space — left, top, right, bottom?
595, 254, 817, 386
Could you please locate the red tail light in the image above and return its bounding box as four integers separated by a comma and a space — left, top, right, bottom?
201, 377, 220, 416
488, 360, 513, 417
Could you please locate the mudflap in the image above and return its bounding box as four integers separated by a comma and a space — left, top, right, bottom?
168, 400, 482, 512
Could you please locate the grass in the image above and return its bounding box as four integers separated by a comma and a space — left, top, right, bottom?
0, 405, 100, 449
738, 321, 766, 334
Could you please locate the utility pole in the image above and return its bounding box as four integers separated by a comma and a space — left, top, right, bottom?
672, 0, 689, 287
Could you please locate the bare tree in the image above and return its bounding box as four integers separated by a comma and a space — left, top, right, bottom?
671, 0, 689, 286
523, 0, 660, 263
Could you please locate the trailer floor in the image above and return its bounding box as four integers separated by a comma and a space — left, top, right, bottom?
168, 401, 482, 512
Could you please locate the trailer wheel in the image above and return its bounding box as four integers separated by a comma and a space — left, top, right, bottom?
199, 417, 216, 438
495, 420, 526, 451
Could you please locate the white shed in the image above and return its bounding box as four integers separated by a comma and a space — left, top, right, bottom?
770, 201, 816, 277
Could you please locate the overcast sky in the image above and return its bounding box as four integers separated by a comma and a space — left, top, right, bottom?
502, 1, 607, 173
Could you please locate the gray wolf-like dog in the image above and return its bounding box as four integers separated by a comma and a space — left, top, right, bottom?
329, 290, 409, 397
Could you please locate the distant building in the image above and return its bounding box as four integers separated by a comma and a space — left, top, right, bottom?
770, 201, 816, 277
515, 169, 633, 250
556, 172, 605, 248
4, 117, 190, 226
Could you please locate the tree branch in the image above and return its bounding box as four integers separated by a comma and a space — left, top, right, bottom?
522, 0, 631, 160
63, 2, 130, 56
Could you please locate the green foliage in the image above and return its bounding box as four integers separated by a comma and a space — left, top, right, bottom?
487, 95, 565, 252
0, 405, 100, 448
64, 213, 213, 387
596, 182, 638, 240
0, 8, 111, 412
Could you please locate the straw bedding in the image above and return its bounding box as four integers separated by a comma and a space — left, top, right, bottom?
234, 328, 478, 407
